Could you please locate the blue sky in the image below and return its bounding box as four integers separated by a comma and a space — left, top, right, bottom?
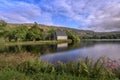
0, 0, 120, 32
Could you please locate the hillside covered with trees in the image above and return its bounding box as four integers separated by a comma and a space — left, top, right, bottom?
0, 20, 120, 42
0, 20, 80, 42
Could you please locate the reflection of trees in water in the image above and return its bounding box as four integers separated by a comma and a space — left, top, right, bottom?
0, 43, 95, 54
0, 45, 6, 53
0, 44, 56, 54
67, 41, 96, 50
1, 41, 119, 54
67, 41, 120, 51
24, 45, 55, 54
3, 45, 26, 53
68, 42, 80, 50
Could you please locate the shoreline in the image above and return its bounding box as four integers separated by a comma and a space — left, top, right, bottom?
82, 39, 120, 42
0, 40, 72, 46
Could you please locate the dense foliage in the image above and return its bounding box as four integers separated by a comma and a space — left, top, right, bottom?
0, 21, 57, 42
26, 26, 42, 41
0, 53, 120, 80
8, 25, 28, 41
0, 20, 80, 43
66, 30, 80, 43
0, 20, 120, 42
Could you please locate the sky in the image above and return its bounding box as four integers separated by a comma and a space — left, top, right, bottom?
0, 0, 120, 32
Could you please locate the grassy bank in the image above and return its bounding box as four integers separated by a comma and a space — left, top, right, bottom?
0, 53, 120, 80
1, 40, 72, 46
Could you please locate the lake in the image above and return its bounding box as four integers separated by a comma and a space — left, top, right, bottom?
40, 41, 120, 64
0, 41, 120, 64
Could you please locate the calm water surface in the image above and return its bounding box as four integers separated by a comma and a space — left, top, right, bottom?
40, 42, 120, 64
0, 41, 120, 64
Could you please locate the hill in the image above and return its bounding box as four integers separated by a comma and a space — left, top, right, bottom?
7, 23, 94, 35
7, 23, 120, 39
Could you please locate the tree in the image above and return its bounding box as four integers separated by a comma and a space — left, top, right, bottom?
26, 23, 42, 41
66, 30, 80, 43
46, 29, 55, 40
8, 25, 28, 41
33, 22, 38, 27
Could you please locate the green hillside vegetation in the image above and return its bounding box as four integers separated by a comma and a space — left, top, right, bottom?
0, 53, 120, 80
0, 20, 120, 43
0, 20, 80, 43
7, 23, 120, 39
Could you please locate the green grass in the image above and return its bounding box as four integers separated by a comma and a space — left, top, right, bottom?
31, 73, 92, 80
0, 40, 71, 46
0, 70, 31, 80
0, 53, 120, 80
0, 70, 110, 80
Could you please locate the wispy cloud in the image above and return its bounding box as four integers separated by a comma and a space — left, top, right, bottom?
0, 0, 53, 24
87, 2, 120, 31
0, 0, 120, 31
0, 0, 39, 23
39, 0, 120, 31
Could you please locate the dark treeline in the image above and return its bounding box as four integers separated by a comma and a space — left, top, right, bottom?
79, 32, 120, 39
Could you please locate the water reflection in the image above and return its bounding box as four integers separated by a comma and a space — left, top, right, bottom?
0, 45, 54, 54
0, 43, 70, 54
54, 43, 68, 52
40, 42, 120, 64
0, 42, 120, 64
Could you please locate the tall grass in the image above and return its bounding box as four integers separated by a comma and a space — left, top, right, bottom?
0, 52, 35, 70
0, 53, 120, 80
0, 70, 31, 80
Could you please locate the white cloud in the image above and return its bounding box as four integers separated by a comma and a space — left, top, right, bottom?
52, 0, 120, 31
86, 2, 120, 31
0, 0, 41, 23
0, 0, 120, 31
0, 0, 53, 24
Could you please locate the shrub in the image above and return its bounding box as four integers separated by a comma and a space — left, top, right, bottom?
66, 30, 80, 43
17, 59, 54, 75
